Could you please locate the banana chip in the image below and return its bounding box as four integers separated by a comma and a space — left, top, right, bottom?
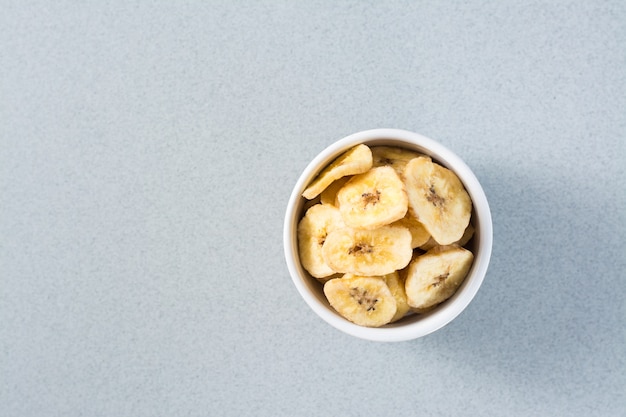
322, 225, 413, 276
404, 246, 474, 310
337, 166, 408, 230
404, 157, 472, 245
324, 275, 397, 327
371, 146, 426, 178
302, 144, 372, 200
297, 204, 345, 279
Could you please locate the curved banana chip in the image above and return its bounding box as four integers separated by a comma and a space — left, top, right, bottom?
322, 225, 412, 276
324, 275, 397, 327
341, 272, 410, 324
302, 144, 372, 200
404, 157, 472, 245
320, 176, 350, 207
371, 145, 427, 178
337, 166, 408, 230
392, 213, 431, 248
297, 204, 345, 279
405, 245, 474, 310
381, 271, 410, 323
456, 222, 475, 247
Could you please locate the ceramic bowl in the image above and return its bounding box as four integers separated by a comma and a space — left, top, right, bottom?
283, 129, 492, 342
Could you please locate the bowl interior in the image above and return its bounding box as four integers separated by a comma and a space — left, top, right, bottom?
284, 130, 492, 341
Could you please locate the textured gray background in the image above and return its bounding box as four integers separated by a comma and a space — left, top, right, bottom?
1, 1, 625, 416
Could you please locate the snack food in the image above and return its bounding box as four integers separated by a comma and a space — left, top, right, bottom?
404, 245, 474, 310
301, 144, 372, 200
297, 204, 345, 279
324, 275, 397, 327
371, 146, 425, 177
298, 143, 475, 327
392, 213, 431, 249
322, 225, 412, 276
404, 156, 472, 245
381, 271, 411, 323
337, 166, 408, 230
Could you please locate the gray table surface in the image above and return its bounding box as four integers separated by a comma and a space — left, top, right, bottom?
2, 1, 625, 416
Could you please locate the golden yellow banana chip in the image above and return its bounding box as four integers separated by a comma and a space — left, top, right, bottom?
302, 144, 372, 200
337, 166, 408, 230
324, 275, 397, 327
404, 157, 472, 245
297, 204, 345, 278
322, 225, 412, 276
371, 145, 427, 178
404, 245, 474, 310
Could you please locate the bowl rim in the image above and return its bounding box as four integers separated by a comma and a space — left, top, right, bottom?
283, 128, 493, 342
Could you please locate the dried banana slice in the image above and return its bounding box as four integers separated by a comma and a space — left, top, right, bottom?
342, 272, 410, 323
302, 144, 373, 200
392, 213, 431, 249
337, 166, 408, 230
320, 176, 350, 207
382, 271, 411, 323
371, 146, 427, 178
419, 223, 475, 251
322, 225, 412, 276
404, 245, 474, 310
324, 275, 397, 327
297, 204, 345, 278
404, 157, 472, 245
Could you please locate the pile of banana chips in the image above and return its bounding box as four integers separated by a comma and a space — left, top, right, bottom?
298, 144, 474, 327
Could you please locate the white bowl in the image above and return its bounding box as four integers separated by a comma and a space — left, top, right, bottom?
283, 129, 492, 342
